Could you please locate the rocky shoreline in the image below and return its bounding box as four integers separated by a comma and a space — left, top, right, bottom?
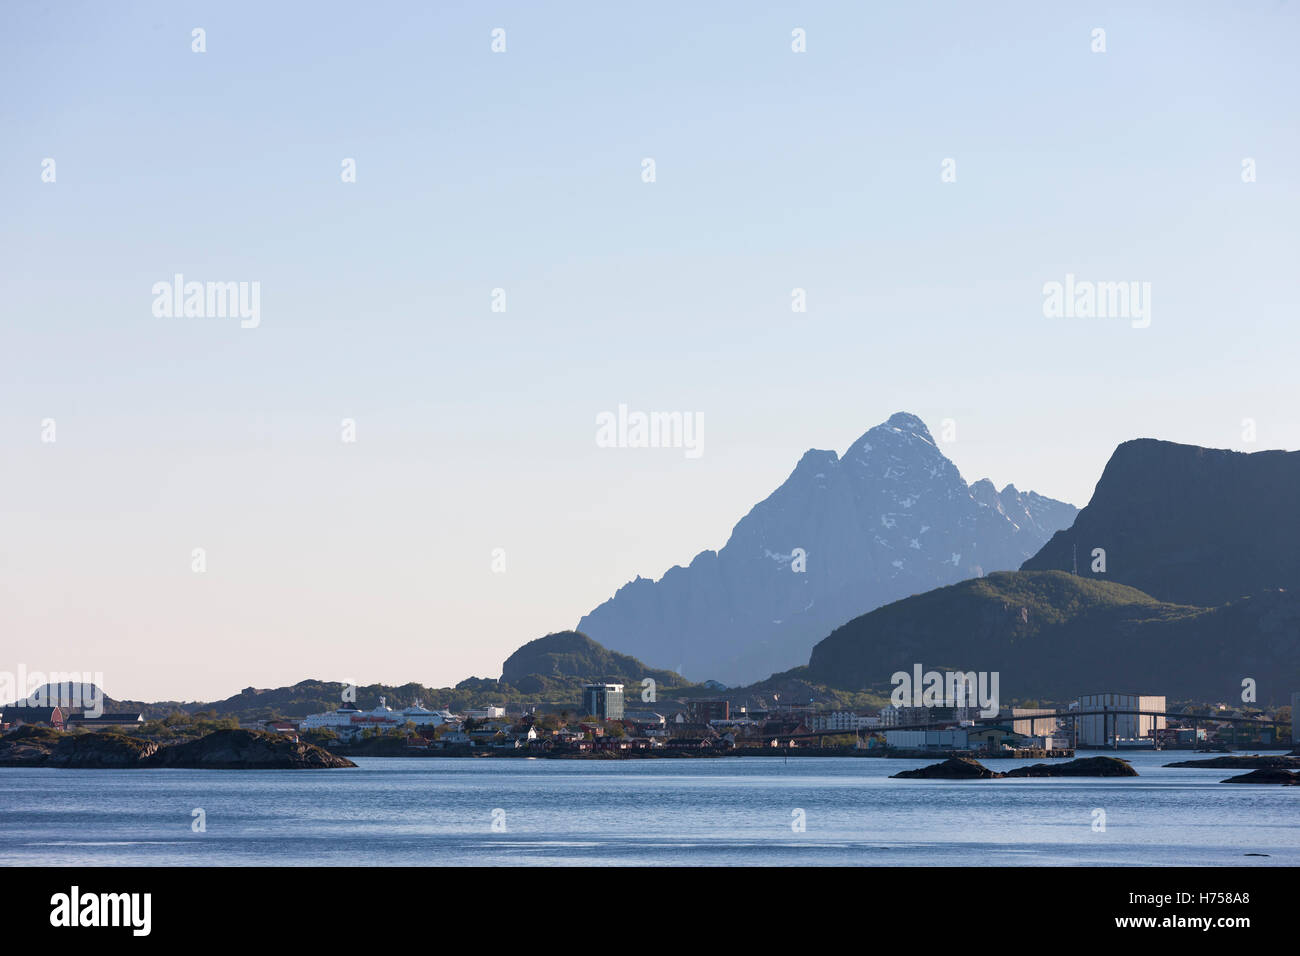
0, 727, 354, 769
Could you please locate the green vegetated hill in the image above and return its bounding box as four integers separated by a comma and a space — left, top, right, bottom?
805, 570, 1300, 703
500, 631, 693, 696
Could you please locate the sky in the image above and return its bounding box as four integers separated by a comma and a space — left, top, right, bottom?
2, 1, 1298, 701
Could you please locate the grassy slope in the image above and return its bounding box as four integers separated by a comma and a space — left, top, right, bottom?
804, 570, 1224, 699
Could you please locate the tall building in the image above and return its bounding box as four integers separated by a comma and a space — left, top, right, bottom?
582, 683, 624, 720
1075, 693, 1166, 747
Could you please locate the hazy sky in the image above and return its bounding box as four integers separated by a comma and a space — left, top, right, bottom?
2, 2, 1298, 701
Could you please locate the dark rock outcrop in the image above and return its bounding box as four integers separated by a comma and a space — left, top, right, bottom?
893, 755, 1139, 779
144, 729, 355, 769
0, 725, 64, 766
1165, 755, 1300, 770
1221, 768, 1300, 785
0, 727, 157, 768
0, 727, 353, 769
891, 757, 1000, 779
1002, 756, 1137, 777
46, 733, 158, 768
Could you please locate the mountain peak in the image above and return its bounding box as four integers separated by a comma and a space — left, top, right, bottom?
846, 412, 939, 461
578, 415, 1077, 684
880, 411, 935, 443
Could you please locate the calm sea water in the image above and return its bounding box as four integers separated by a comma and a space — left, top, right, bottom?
1, 752, 1296, 866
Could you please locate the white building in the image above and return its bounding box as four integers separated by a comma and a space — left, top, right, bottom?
301, 704, 363, 732
812, 711, 882, 732
1075, 693, 1166, 747
301, 697, 458, 739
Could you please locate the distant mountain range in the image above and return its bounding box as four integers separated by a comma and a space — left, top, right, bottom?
13, 430, 1297, 717
577, 412, 1077, 685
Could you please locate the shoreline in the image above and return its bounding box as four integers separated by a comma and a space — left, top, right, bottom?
332, 745, 1285, 761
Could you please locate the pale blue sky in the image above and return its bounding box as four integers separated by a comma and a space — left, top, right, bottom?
2, 1, 1298, 700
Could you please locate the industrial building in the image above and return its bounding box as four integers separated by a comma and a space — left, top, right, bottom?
811, 710, 881, 732
1074, 693, 1166, 747
1001, 707, 1060, 737
884, 728, 969, 750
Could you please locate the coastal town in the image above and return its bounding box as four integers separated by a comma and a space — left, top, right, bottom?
8, 682, 1288, 759
292, 686, 1293, 756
